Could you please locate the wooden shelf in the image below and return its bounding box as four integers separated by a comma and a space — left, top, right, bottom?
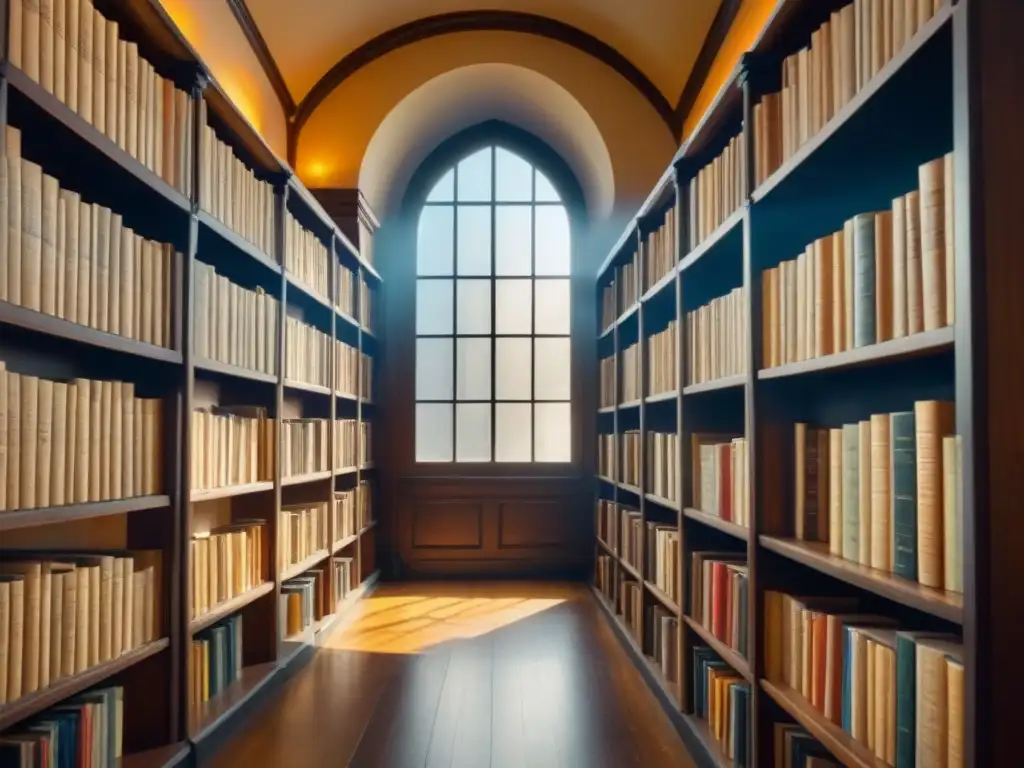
118, 742, 190, 768
596, 538, 617, 558
336, 309, 360, 331
758, 326, 955, 380
336, 465, 359, 477
680, 207, 744, 272
332, 534, 358, 553
189, 582, 275, 634
188, 661, 278, 742
619, 398, 642, 410
597, 474, 616, 485
680, 713, 735, 768
682, 374, 747, 396
0, 495, 172, 533
645, 493, 680, 511
281, 549, 330, 581
682, 614, 752, 684
284, 379, 332, 397
194, 357, 278, 385
0, 638, 169, 730
197, 210, 281, 275
617, 302, 640, 327
0, 301, 184, 364
761, 679, 890, 768
598, 405, 617, 414
620, 558, 642, 581
335, 390, 359, 401
644, 581, 681, 616
189, 481, 275, 503
645, 390, 679, 405
618, 482, 642, 497
285, 272, 332, 312
641, 266, 679, 303
759, 536, 963, 623
281, 470, 332, 487
359, 520, 378, 536
683, 508, 749, 541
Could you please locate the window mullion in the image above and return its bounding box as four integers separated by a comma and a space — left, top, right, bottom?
490, 146, 497, 463
451, 164, 459, 463
530, 166, 536, 462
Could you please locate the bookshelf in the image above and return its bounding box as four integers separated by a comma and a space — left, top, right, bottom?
592, 1, 1019, 766
0, 0, 380, 764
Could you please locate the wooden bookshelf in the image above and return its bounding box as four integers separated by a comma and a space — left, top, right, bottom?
590, 1, 1020, 764
0, 0, 382, 760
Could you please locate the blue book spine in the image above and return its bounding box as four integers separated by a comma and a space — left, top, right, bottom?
895, 634, 917, 768
891, 411, 918, 580
841, 626, 853, 733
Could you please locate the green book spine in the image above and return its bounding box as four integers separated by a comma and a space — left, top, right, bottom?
895, 633, 917, 768
853, 213, 877, 347
891, 411, 918, 580
842, 424, 860, 559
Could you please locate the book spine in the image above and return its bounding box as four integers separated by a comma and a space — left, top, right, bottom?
853, 212, 877, 347
891, 411, 918, 580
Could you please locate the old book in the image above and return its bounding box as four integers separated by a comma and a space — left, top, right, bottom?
108, 213, 121, 334
65, 0, 79, 112
98, 556, 113, 662
94, 205, 110, 332
6, 128, 22, 307
6, 374, 20, 511
22, 0, 41, 82
54, 195, 65, 317
111, 558, 123, 657
121, 382, 133, 497
47, 569, 66, 685
915, 400, 954, 589
110, 375, 122, 498
0, 364, 6, 512
77, 0, 93, 123
891, 410, 918, 581
120, 227, 133, 338
73, 565, 88, 672
843, 219, 855, 350
2, 575, 25, 701
892, 196, 908, 338
815, 237, 834, 357
20, 375, 38, 510
35, 379, 53, 508
141, 239, 153, 343
874, 210, 893, 342
104, 20, 118, 142
61, 190, 80, 323
99, 380, 112, 500
919, 158, 947, 330
942, 435, 963, 593
88, 204, 100, 328
858, 419, 872, 566
36, 562, 52, 688
76, 198, 91, 329
0, 579, 9, 703
8, 0, 24, 70
20, 160, 43, 312
87, 377, 101, 502
92, 7, 105, 135
0, 562, 41, 694
116, 40, 127, 150
125, 43, 139, 158
73, 378, 89, 503
853, 213, 878, 347
59, 564, 76, 676
946, 657, 964, 768
50, 381, 67, 506
943, 152, 955, 325
915, 637, 961, 768
0, 142, 7, 304
842, 423, 860, 561
53, 0, 67, 101
38, 174, 58, 317
40, 0, 55, 92
870, 413, 892, 571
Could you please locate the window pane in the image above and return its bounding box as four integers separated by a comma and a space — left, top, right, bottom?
457, 148, 492, 202
534, 279, 570, 335
496, 338, 531, 400
457, 279, 490, 335
535, 206, 570, 276
496, 148, 532, 202
417, 207, 454, 276
457, 206, 491, 276
496, 403, 531, 461
417, 279, 453, 335
534, 338, 570, 400
535, 170, 561, 202
496, 279, 531, 335
416, 403, 453, 462
456, 338, 491, 400
456, 403, 491, 461
416, 338, 453, 400
495, 206, 532, 276
426, 169, 454, 202
535, 402, 570, 462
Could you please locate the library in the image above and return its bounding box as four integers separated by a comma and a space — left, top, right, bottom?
0, 0, 1019, 765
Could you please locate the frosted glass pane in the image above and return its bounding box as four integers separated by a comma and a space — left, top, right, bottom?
457, 206, 491, 276
534, 338, 570, 400
456, 403, 491, 462
535, 402, 571, 462
496, 403, 531, 462
416, 338, 453, 400
496, 206, 532, 276
457, 280, 490, 334
535, 170, 561, 202
416, 279, 453, 335
496, 148, 532, 202
456, 338, 491, 400
457, 148, 492, 202
534, 279, 570, 335
417, 207, 454, 276
416, 404, 453, 462
496, 280, 531, 334
535, 206, 571, 276
496, 338, 531, 400
426, 169, 454, 202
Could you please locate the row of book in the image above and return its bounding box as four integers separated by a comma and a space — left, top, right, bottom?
764, 590, 963, 767
618, 254, 639, 312
620, 343, 640, 403
189, 613, 242, 706
647, 604, 678, 683
4, 127, 176, 349
621, 430, 641, 487
359, 279, 373, 331
753, 0, 945, 186
642, 206, 678, 292
10, 0, 194, 197
647, 431, 680, 502
687, 286, 747, 386
281, 418, 330, 479
334, 489, 359, 544
601, 281, 616, 332
620, 507, 642, 571
598, 433, 614, 479
773, 724, 841, 767
193, 261, 279, 375
188, 406, 274, 493
284, 211, 329, 301
693, 646, 751, 766
189, 520, 265, 620
337, 264, 357, 318
280, 565, 332, 639
596, 499, 617, 551
693, 434, 750, 529
599, 356, 615, 408
761, 155, 954, 369
332, 556, 355, 604
0, 684, 124, 766
334, 418, 361, 470
285, 317, 331, 390
0, 550, 160, 704
647, 521, 680, 605
197, 103, 275, 255
356, 480, 373, 530
619, 579, 643, 645
279, 502, 329, 573
358, 421, 372, 467
690, 552, 749, 658
647, 321, 678, 396
0, 366, 164, 512
791, 399, 961, 592
596, 554, 614, 601
688, 132, 746, 251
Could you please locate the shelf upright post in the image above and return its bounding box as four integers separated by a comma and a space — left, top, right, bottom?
271, 179, 289, 659
670, 165, 687, 709
327, 233, 338, 596
635, 225, 647, 652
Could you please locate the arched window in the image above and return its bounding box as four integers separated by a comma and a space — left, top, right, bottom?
414, 145, 572, 463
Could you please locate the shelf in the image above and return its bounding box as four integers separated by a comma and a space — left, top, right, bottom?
682, 374, 747, 396
0, 301, 184, 365
618, 399, 642, 410
285, 272, 332, 311
189, 582, 275, 635
759, 536, 963, 623
598, 405, 617, 414
683, 508, 749, 542
0, 495, 172, 533
597, 475, 616, 485
618, 482, 642, 497
284, 379, 332, 397
359, 520, 378, 536
620, 558, 642, 581
761, 679, 890, 768
644, 581, 681, 616
617, 302, 641, 327
332, 534, 358, 553
680, 207, 744, 273
189, 661, 278, 742
681, 713, 735, 768
335, 390, 359, 401
189, 481, 275, 503
643, 657, 681, 709
641, 266, 679, 303
194, 357, 278, 385
596, 538, 617, 558
682, 615, 752, 684
0, 638, 169, 731
315, 571, 381, 647
281, 549, 331, 581
336, 309, 360, 331
335, 466, 358, 477
599, 323, 615, 340
758, 326, 955, 381
645, 493, 681, 511
360, 463, 376, 471
4, 64, 191, 214
197, 210, 281, 275
118, 742, 190, 768
645, 391, 679, 405
281, 470, 332, 487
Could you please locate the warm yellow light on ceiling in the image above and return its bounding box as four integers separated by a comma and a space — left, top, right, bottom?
306, 160, 330, 181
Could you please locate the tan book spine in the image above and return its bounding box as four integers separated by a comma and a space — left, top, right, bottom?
104, 20, 117, 142
6, 128, 21, 308
0, 141, 7, 304
121, 557, 133, 650
36, 379, 53, 507
891, 196, 908, 338
870, 0, 884, 77
133, 234, 143, 339
140, 239, 153, 343
947, 658, 964, 768
20, 375, 39, 510
88, 375, 101, 501
54, 196, 65, 318
874, 209, 894, 342
40, 173, 59, 316
161, 80, 174, 184
815, 237, 834, 357
17, 563, 41, 694
152, 242, 163, 347
98, 556, 112, 662
87, 565, 99, 665
22, 0, 41, 82
6, 578, 24, 700
143, 398, 155, 494
870, 413, 891, 570
53, 0, 66, 101
943, 152, 955, 325
915, 644, 950, 767
132, 570, 144, 648
111, 379, 122, 498
8, 0, 23, 69
858, 419, 872, 566
136, 60, 148, 167
73, 566, 88, 672
918, 158, 947, 330
111, 559, 123, 657
108, 213, 121, 334
77, 0, 93, 123
915, 400, 955, 588
905, 189, 923, 334
893, 0, 907, 48
120, 227, 133, 338
88, 204, 100, 328
116, 40, 127, 150
40, 0, 55, 92
37, 564, 51, 689
916, 0, 932, 29
64, 0, 78, 112
843, 219, 855, 350
831, 231, 845, 353
99, 379, 112, 500
795, 252, 806, 361
95, 205, 110, 331
0, 581, 9, 703
50, 381, 67, 506
121, 382, 133, 497
76, 199, 91, 328
0, 363, 6, 512
61, 190, 79, 323
133, 398, 142, 495
125, 42, 138, 158
942, 435, 961, 594
91, 7, 105, 135
47, 572, 62, 685
829, 428, 844, 556
60, 569, 75, 677
73, 378, 89, 502
20, 160, 43, 312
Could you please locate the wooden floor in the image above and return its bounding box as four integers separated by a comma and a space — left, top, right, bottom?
209, 581, 696, 767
